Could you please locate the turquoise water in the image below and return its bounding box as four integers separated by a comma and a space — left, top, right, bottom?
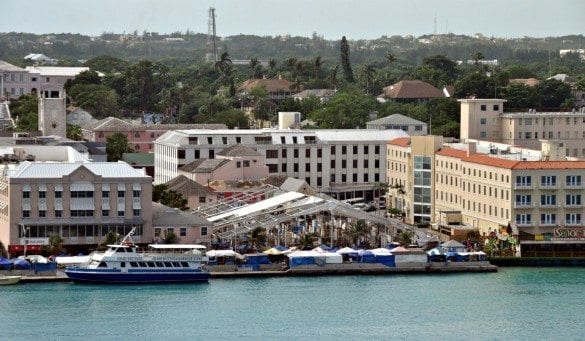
1, 268, 585, 340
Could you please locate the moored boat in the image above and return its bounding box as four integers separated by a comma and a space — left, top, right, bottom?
0, 275, 21, 285
64, 229, 209, 284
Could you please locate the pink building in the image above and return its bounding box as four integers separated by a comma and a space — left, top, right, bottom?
165, 175, 218, 209
151, 202, 211, 246
82, 117, 227, 153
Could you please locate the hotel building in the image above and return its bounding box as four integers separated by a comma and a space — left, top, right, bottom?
0, 160, 152, 254
387, 136, 585, 256
154, 129, 409, 200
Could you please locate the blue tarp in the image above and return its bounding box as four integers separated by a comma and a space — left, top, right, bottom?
274, 245, 288, 252
290, 257, 315, 267
33, 262, 57, 273
0, 257, 12, 269
245, 254, 271, 270
13, 259, 30, 269
359, 253, 395, 267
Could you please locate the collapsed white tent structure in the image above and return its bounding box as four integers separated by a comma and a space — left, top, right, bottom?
195, 185, 398, 241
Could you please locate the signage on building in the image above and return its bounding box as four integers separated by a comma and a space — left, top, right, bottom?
552, 228, 585, 241
19, 238, 49, 245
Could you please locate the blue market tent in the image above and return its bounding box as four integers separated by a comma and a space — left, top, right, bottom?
0, 257, 13, 269
274, 245, 288, 252
13, 258, 30, 269
244, 254, 271, 270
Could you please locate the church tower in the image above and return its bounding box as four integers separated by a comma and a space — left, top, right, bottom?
38, 89, 66, 137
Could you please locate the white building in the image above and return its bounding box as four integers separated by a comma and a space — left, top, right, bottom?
154, 129, 409, 201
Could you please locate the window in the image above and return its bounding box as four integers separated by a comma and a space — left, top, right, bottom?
102, 190, 109, 198
222, 137, 228, 145
178, 150, 185, 158
293, 149, 299, 158
341, 174, 347, 183
180, 228, 187, 237
353, 146, 358, 154
199, 196, 206, 203
207, 137, 213, 144
540, 213, 556, 225
71, 210, 94, 217
305, 163, 310, 171
566, 194, 581, 206
268, 164, 278, 173
236, 161, 241, 168
480, 105, 486, 111
281, 149, 287, 158
540, 195, 557, 206
305, 149, 310, 158
364, 160, 369, 168
23, 210, 30, 218
364, 146, 369, 154
480, 131, 487, 138
541, 175, 556, 187
280, 136, 285, 144
515, 194, 531, 205
331, 146, 336, 154
55, 191, 62, 198
118, 210, 125, 217
243, 160, 250, 167
201, 226, 208, 236
39, 210, 46, 218
133, 209, 141, 216
375, 146, 380, 154
352, 174, 357, 182
317, 149, 322, 158
566, 213, 581, 225
71, 191, 94, 198
342, 160, 347, 168
282, 163, 287, 172
516, 176, 531, 187
55, 210, 62, 218
133, 190, 140, 198
480, 118, 487, 125
353, 160, 358, 168
516, 214, 531, 224
266, 150, 278, 158
118, 190, 125, 198
317, 163, 322, 172
292, 136, 298, 144
415, 125, 422, 131
566, 175, 581, 186
236, 137, 241, 143
23, 190, 30, 199
493, 105, 499, 111
102, 210, 109, 217
364, 174, 369, 182
293, 163, 299, 172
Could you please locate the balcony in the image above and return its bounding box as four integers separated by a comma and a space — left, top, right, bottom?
539, 203, 559, 208
515, 221, 532, 227
514, 183, 533, 190
564, 203, 583, 209
539, 182, 558, 189
565, 182, 584, 189
539, 221, 557, 227
513, 202, 534, 209
565, 220, 582, 227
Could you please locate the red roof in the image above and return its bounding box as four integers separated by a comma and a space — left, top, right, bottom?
437, 147, 585, 170
388, 137, 411, 147
379, 80, 444, 99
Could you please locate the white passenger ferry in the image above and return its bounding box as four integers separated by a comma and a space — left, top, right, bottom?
64, 229, 209, 283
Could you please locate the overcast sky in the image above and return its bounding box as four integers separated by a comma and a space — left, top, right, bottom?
2, 0, 583, 39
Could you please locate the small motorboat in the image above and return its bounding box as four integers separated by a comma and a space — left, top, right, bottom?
0, 275, 21, 285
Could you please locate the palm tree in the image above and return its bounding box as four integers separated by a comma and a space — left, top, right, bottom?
268, 59, 277, 72
472, 52, 485, 66
348, 219, 371, 248
214, 52, 232, 74
249, 57, 262, 79
247, 226, 267, 252
360, 64, 377, 94
312, 56, 325, 79
327, 64, 340, 89
298, 233, 317, 250
385, 52, 397, 66
397, 230, 413, 246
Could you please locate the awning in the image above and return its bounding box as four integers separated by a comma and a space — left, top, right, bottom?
54, 184, 63, 191
117, 184, 126, 191
132, 183, 141, 190
22, 184, 31, 191
102, 184, 110, 191
71, 182, 94, 191
70, 199, 95, 210
38, 184, 47, 191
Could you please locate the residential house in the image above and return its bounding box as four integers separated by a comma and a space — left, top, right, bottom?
151, 202, 211, 246
366, 114, 427, 135
377, 80, 444, 103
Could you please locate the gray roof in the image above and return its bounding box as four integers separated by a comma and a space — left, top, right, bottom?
216, 144, 260, 157
90, 116, 227, 132
166, 175, 213, 196
152, 202, 209, 226
179, 159, 229, 173
367, 114, 426, 126
294, 89, 337, 98
7, 161, 150, 179
0, 60, 26, 72
442, 240, 466, 248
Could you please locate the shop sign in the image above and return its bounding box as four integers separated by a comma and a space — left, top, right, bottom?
552, 228, 585, 240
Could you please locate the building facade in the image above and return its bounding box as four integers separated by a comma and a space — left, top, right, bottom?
387, 136, 585, 256
460, 98, 585, 158
155, 129, 409, 201
0, 161, 152, 254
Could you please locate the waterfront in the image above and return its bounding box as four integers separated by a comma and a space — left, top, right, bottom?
1, 268, 584, 340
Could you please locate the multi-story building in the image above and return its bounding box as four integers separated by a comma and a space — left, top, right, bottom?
366, 114, 428, 135
460, 98, 585, 158
155, 129, 409, 201
81, 117, 227, 153
0, 160, 152, 255
387, 135, 585, 256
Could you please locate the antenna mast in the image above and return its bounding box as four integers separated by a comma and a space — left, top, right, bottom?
205, 7, 218, 63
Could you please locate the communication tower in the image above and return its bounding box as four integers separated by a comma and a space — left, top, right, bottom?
205, 7, 218, 63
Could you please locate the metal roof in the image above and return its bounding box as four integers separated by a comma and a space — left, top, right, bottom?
7, 161, 150, 179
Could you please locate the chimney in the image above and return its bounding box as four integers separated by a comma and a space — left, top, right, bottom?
467, 142, 476, 157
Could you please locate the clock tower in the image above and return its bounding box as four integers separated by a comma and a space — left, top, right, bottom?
38, 89, 66, 137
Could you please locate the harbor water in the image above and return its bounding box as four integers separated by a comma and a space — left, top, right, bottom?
1, 267, 584, 340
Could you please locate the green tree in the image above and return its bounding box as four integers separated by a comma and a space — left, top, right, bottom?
106, 132, 131, 161
298, 233, 318, 250
84, 55, 129, 74
327, 64, 340, 89
152, 184, 189, 210
423, 54, 458, 80
536, 79, 572, 108
397, 230, 413, 246
121, 60, 171, 111
247, 226, 267, 252
66, 124, 83, 141
309, 91, 376, 128
249, 57, 262, 79
347, 219, 371, 248
340, 36, 355, 83
312, 56, 325, 79
359, 64, 377, 94
97, 230, 119, 251
41, 235, 64, 256
163, 231, 180, 244
10, 94, 38, 131
501, 84, 539, 109
454, 72, 493, 98
69, 84, 119, 118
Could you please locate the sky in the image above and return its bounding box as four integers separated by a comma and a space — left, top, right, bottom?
1, 0, 583, 39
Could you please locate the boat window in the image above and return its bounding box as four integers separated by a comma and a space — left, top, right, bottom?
120, 262, 125, 268
172, 262, 180, 267
164, 262, 172, 267
155, 262, 164, 267
98, 262, 107, 268
130, 262, 138, 267
138, 262, 146, 267
181, 262, 189, 267
147, 262, 155, 267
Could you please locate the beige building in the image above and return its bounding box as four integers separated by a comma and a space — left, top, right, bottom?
387, 136, 585, 256
460, 98, 585, 158
0, 161, 152, 255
